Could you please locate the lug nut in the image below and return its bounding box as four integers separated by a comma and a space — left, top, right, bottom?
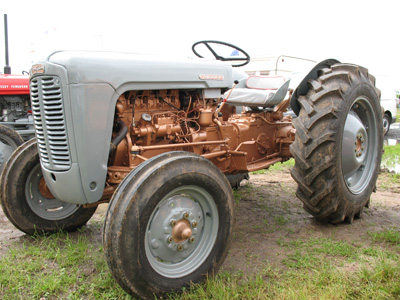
170, 220, 177, 227
192, 221, 198, 228
189, 237, 195, 243
167, 236, 173, 243
183, 212, 189, 219
177, 244, 183, 251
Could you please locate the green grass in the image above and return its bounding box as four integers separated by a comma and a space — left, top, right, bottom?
0, 150, 399, 299
382, 144, 400, 171
369, 227, 400, 246
0, 229, 129, 300
251, 159, 294, 174
168, 235, 400, 300
2, 226, 400, 299
379, 144, 400, 190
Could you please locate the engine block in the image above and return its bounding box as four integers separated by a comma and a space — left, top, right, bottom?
106, 88, 295, 187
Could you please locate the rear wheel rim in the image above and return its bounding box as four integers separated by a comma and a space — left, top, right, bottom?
145, 185, 219, 278
25, 164, 79, 220
341, 96, 378, 194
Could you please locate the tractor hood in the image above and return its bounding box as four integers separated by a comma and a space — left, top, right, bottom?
42, 51, 235, 92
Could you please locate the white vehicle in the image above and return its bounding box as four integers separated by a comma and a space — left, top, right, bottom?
380, 88, 397, 135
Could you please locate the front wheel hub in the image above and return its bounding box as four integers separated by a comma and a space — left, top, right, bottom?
145, 186, 219, 278
172, 219, 192, 243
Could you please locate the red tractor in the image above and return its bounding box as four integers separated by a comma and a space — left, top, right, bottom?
0, 14, 34, 171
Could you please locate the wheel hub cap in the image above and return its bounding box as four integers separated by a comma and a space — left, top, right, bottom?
172, 219, 192, 243
145, 186, 218, 278
146, 194, 203, 263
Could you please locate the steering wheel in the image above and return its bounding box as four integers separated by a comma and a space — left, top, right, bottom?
192, 40, 250, 67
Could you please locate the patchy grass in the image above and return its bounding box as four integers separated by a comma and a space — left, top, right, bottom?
0, 229, 129, 300
251, 159, 294, 174
2, 204, 400, 300
381, 144, 400, 172
0, 154, 399, 299
369, 227, 400, 247
379, 144, 400, 191
168, 235, 400, 300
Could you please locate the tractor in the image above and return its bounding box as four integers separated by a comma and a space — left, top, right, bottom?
0, 14, 34, 172
0, 41, 383, 299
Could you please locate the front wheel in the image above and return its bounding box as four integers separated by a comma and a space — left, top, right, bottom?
0, 125, 24, 172
383, 113, 391, 135
0, 139, 97, 235
103, 151, 234, 299
290, 64, 383, 223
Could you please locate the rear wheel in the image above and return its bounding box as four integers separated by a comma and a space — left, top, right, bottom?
0, 125, 24, 172
103, 151, 234, 299
290, 64, 382, 223
0, 139, 97, 235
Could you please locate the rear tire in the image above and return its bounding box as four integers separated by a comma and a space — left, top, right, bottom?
0, 125, 24, 172
103, 151, 234, 299
0, 139, 97, 235
290, 64, 382, 224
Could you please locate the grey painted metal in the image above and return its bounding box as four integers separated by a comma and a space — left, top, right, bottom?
341, 96, 379, 194
144, 185, 219, 278
46, 51, 235, 91
25, 163, 80, 220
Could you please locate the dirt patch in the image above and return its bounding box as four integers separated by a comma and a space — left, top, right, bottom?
221, 170, 400, 274
0, 169, 399, 276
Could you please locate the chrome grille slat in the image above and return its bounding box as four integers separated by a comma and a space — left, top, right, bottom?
30, 76, 71, 171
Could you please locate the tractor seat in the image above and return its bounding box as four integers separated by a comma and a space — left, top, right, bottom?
224, 75, 290, 108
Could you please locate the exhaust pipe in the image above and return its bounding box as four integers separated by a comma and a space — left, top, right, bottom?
3, 14, 11, 74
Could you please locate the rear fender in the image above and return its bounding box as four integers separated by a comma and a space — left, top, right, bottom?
290, 59, 340, 116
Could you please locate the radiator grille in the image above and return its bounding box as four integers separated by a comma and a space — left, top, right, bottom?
30, 76, 71, 171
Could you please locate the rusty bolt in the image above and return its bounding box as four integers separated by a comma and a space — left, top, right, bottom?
177, 244, 183, 251
170, 220, 177, 227
167, 236, 173, 243
192, 221, 198, 228
189, 237, 195, 243
183, 212, 189, 219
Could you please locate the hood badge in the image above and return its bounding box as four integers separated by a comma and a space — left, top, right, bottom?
199, 74, 224, 81
31, 64, 45, 74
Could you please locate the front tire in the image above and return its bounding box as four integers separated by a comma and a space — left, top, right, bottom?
0, 125, 24, 172
103, 151, 234, 299
290, 64, 383, 223
383, 113, 391, 135
0, 139, 97, 235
